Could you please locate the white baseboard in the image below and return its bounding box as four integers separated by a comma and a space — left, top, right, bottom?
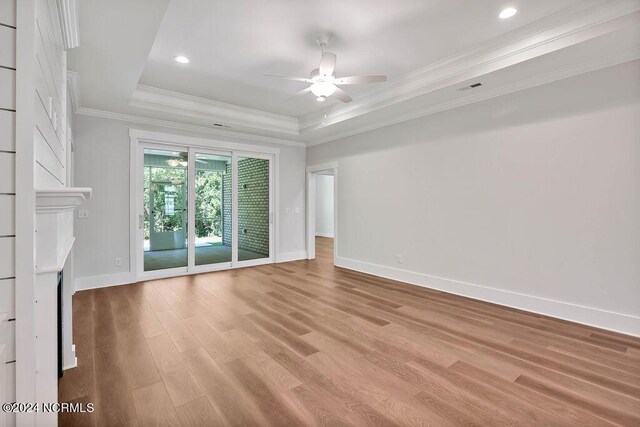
315, 232, 334, 238
63, 345, 77, 371
335, 256, 640, 338
277, 251, 308, 263
75, 252, 308, 290
75, 272, 136, 291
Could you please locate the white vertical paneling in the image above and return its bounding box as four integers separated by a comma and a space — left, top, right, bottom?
0, 110, 15, 152
0, 153, 15, 193
0, 238, 14, 278
0, 68, 15, 110
0, 279, 14, 318
0, 26, 15, 69
3, 363, 16, 427
0, 323, 14, 362
0, 0, 16, 27
0, 1, 14, 421
0, 195, 14, 235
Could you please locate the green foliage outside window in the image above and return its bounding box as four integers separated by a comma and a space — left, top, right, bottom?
143, 166, 224, 241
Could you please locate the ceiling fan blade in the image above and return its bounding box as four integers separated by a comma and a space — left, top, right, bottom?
319, 52, 337, 78
263, 73, 312, 83
332, 87, 352, 103
335, 75, 387, 85
287, 86, 313, 99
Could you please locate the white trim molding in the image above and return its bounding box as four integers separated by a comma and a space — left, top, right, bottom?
315, 232, 334, 238
56, 0, 79, 49
66, 0, 640, 149
306, 162, 339, 263
335, 256, 640, 338
130, 85, 300, 136
276, 251, 308, 263
299, 0, 640, 134
67, 70, 80, 113
76, 107, 305, 148
75, 272, 136, 291
75, 250, 308, 291
307, 46, 640, 146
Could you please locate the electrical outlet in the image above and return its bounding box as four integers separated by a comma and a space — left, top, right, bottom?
294, 207, 300, 214
114, 257, 122, 267
285, 208, 291, 214
294, 240, 299, 249
395, 254, 403, 264
77, 209, 89, 219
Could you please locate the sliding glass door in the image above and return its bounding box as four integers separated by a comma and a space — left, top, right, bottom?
193, 152, 232, 268
138, 144, 273, 279
143, 148, 189, 273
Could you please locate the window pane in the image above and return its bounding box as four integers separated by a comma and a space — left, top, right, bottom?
195, 153, 232, 266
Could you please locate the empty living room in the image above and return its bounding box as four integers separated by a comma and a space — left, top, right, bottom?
1, 0, 640, 425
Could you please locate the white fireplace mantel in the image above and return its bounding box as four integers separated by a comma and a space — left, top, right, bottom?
35, 187, 91, 273
34, 187, 91, 427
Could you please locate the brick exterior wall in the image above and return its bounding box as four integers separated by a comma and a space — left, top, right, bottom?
222, 168, 231, 247
221, 158, 269, 256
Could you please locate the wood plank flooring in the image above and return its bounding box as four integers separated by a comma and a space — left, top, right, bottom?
59, 237, 640, 426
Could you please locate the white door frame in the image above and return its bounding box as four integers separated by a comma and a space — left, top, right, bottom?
135, 141, 190, 280
129, 129, 279, 281
188, 147, 233, 274
306, 162, 338, 263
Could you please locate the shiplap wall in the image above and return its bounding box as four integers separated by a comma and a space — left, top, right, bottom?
34, 0, 67, 188
0, 1, 17, 425
0, 1, 66, 424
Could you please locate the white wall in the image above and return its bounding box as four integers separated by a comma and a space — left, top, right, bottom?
307, 60, 640, 336
72, 114, 306, 285
0, 2, 16, 422
315, 175, 334, 237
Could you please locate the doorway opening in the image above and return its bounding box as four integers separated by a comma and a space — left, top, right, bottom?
306, 163, 338, 265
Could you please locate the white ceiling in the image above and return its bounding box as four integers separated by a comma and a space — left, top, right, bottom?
139, 0, 581, 117
68, 0, 640, 146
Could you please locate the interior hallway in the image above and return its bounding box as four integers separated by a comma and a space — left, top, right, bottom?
59, 237, 640, 426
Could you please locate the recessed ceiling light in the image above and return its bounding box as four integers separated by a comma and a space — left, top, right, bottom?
174, 55, 189, 64
499, 7, 517, 19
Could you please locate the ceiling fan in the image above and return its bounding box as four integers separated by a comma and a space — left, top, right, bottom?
264, 36, 387, 103
166, 153, 206, 167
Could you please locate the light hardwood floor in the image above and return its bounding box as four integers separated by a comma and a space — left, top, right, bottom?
59, 237, 640, 426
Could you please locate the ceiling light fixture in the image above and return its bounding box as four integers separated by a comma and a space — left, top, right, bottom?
174, 55, 190, 64
310, 81, 336, 97
316, 96, 326, 102
499, 7, 517, 19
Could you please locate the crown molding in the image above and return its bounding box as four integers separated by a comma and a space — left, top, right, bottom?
56, 0, 79, 49
300, 0, 640, 134
75, 107, 306, 148
130, 85, 300, 136
307, 46, 640, 147
67, 70, 80, 112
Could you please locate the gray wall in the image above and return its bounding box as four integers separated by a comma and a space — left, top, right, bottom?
73, 115, 306, 280
307, 60, 640, 335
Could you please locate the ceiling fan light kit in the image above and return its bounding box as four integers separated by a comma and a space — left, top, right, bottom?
264, 35, 387, 103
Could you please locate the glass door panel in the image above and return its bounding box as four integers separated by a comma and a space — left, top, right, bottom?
143, 148, 188, 271
194, 153, 232, 266
237, 156, 271, 262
